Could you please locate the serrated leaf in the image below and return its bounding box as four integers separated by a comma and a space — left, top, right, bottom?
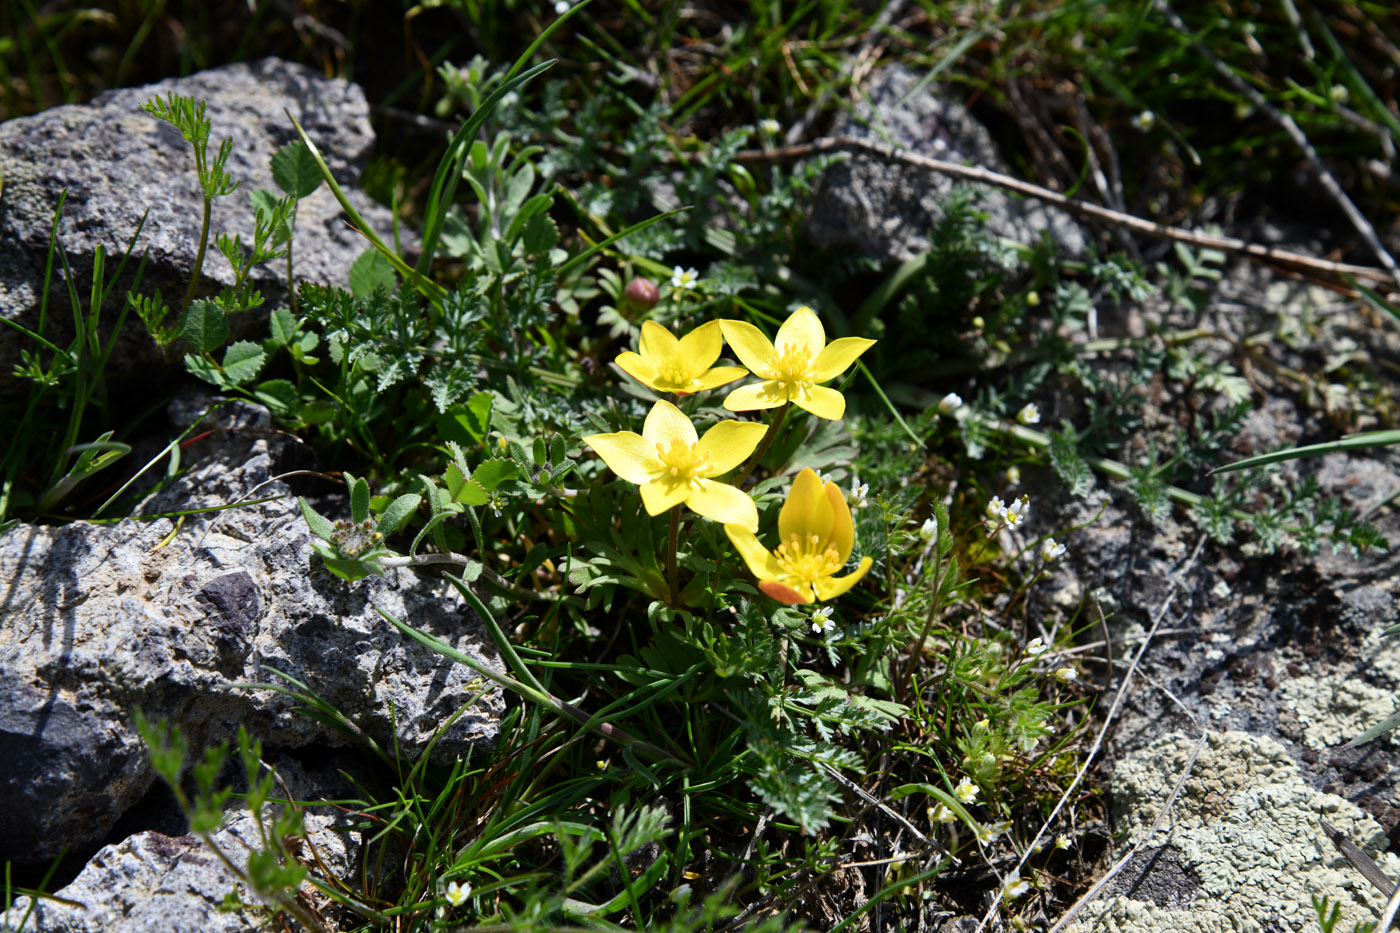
444, 463, 468, 500
454, 478, 489, 506
268, 308, 296, 346
270, 140, 322, 199
348, 249, 396, 298
347, 472, 370, 524
180, 300, 228, 352
521, 212, 558, 256
300, 498, 336, 540
472, 458, 517, 491
253, 378, 298, 415
221, 341, 265, 386
1048, 426, 1095, 497
378, 494, 422, 536
185, 353, 225, 387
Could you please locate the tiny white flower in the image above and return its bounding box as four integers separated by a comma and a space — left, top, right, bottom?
984, 819, 1013, 843
1018, 733, 1041, 754
938, 392, 963, 415
928, 802, 957, 823
1005, 465, 1021, 486
759, 117, 781, 136
670, 266, 699, 290
1002, 871, 1031, 899
1003, 494, 1030, 528
1134, 110, 1156, 132
553, 0, 571, 13
1041, 538, 1067, 562
1055, 834, 1074, 850
1330, 84, 1349, 105
445, 880, 471, 907
986, 495, 1007, 523
849, 481, 869, 509
918, 517, 938, 543
669, 883, 693, 905
1016, 403, 1040, 425
811, 606, 835, 634
1026, 637, 1049, 658
1053, 667, 1079, 684
954, 777, 979, 804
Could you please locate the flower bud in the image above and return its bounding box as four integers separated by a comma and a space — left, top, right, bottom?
623, 277, 660, 311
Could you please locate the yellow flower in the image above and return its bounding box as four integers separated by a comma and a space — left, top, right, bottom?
719, 307, 876, 420
724, 468, 873, 604
583, 400, 766, 530
615, 320, 749, 395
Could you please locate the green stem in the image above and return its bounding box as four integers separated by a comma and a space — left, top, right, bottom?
181, 195, 213, 315
732, 403, 788, 487
667, 505, 681, 607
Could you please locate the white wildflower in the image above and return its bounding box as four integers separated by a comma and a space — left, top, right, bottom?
811, 606, 835, 635
1041, 538, 1066, 562
1134, 110, 1156, 132
938, 392, 963, 415
1002, 871, 1031, 899
1026, 637, 1049, 658
928, 802, 957, 823
849, 480, 869, 509
1003, 494, 1030, 528
445, 880, 471, 907
918, 517, 938, 543
1016, 403, 1040, 425
1005, 465, 1021, 486
553, 0, 571, 13
954, 777, 979, 804
1053, 667, 1079, 684
986, 495, 1007, 523
670, 266, 699, 290
759, 117, 781, 136
1055, 834, 1074, 850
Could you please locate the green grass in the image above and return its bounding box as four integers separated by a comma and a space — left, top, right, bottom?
4, 1, 1398, 929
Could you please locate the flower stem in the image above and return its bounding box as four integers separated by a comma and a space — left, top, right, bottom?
667, 505, 681, 607
732, 403, 788, 487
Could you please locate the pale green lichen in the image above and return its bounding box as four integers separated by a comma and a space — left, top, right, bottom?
1277, 674, 1397, 751
1066, 731, 1397, 933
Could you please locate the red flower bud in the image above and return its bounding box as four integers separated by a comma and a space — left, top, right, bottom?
623, 277, 660, 311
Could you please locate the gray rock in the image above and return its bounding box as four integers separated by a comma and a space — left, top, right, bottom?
805, 64, 1089, 264
0, 58, 397, 389
0, 396, 504, 863
3, 805, 356, 933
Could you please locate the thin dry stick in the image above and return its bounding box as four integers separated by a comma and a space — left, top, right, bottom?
735, 137, 1394, 288
1153, 0, 1400, 290
971, 535, 1207, 933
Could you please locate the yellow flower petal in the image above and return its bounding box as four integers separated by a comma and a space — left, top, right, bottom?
697, 420, 767, 476
725, 524, 784, 579
760, 580, 811, 605
686, 479, 759, 529
780, 468, 834, 546
640, 477, 691, 515
643, 399, 699, 447
808, 336, 877, 383
774, 306, 825, 356
824, 480, 855, 562
723, 380, 788, 412
583, 431, 658, 484
692, 366, 749, 392
792, 384, 846, 420
719, 320, 778, 375
812, 556, 873, 601
677, 319, 723, 369
615, 352, 662, 391
638, 320, 680, 361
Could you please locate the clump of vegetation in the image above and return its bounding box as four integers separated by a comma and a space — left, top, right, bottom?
4, 1, 1398, 931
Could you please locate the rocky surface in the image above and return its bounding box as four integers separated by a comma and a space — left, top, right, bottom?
0, 395, 504, 866
805, 64, 1090, 264
0, 57, 397, 388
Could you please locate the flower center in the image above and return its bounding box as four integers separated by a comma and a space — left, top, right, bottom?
656, 359, 692, 387
769, 343, 813, 389
774, 532, 843, 586
654, 438, 711, 485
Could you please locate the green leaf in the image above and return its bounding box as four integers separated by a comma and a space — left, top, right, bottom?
270, 140, 322, 199
253, 378, 298, 415
377, 494, 422, 536
472, 458, 517, 491
180, 300, 229, 353
348, 249, 397, 298
220, 341, 266, 386
1048, 425, 1095, 497
347, 473, 370, 524
300, 498, 337, 540
453, 478, 489, 506
268, 307, 296, 346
